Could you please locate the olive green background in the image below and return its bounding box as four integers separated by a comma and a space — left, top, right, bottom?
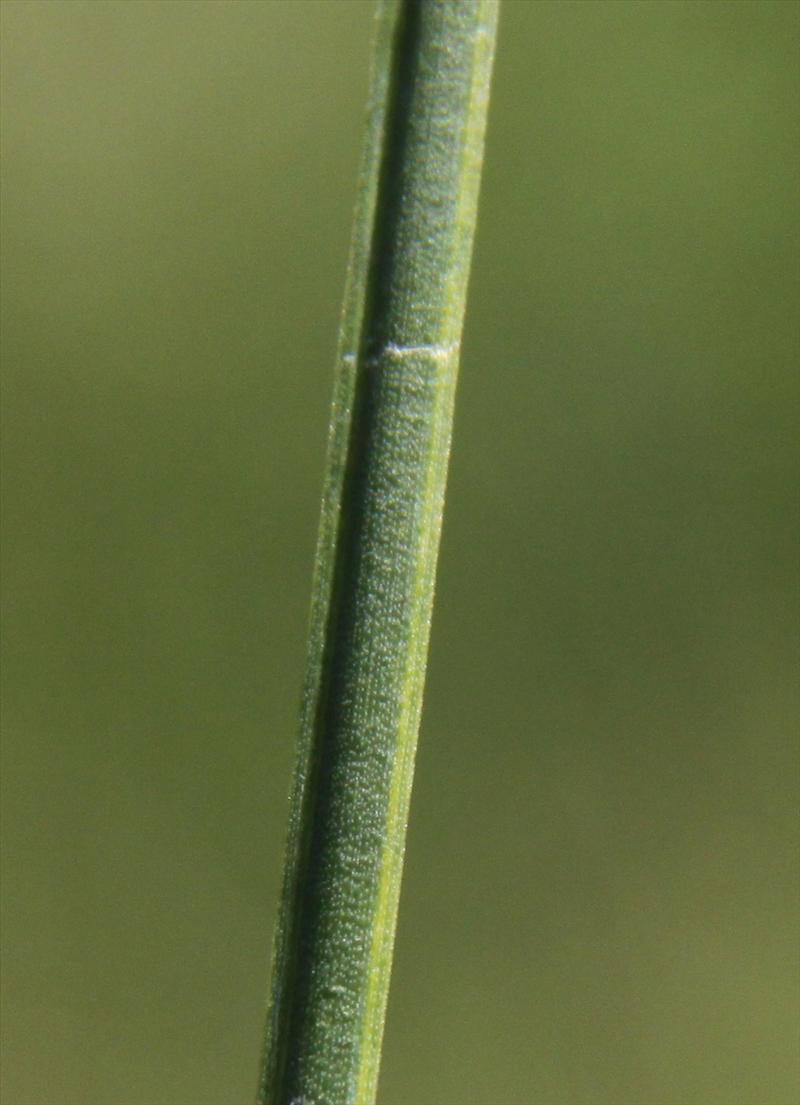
1, 2, 798, 1103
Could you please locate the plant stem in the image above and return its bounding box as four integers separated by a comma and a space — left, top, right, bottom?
258, 3, 498, 1102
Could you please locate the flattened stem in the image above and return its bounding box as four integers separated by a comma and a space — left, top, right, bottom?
259, 3, 498, 1103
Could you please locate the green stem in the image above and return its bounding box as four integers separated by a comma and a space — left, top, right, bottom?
258, 3, 498, 1102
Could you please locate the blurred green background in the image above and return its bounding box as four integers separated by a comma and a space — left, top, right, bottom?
1, 2, 798, 1103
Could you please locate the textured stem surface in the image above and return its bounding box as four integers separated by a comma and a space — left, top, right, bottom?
259, 2, 498, 1102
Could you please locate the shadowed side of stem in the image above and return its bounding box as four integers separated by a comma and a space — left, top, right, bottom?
259, 3, 498, 1103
